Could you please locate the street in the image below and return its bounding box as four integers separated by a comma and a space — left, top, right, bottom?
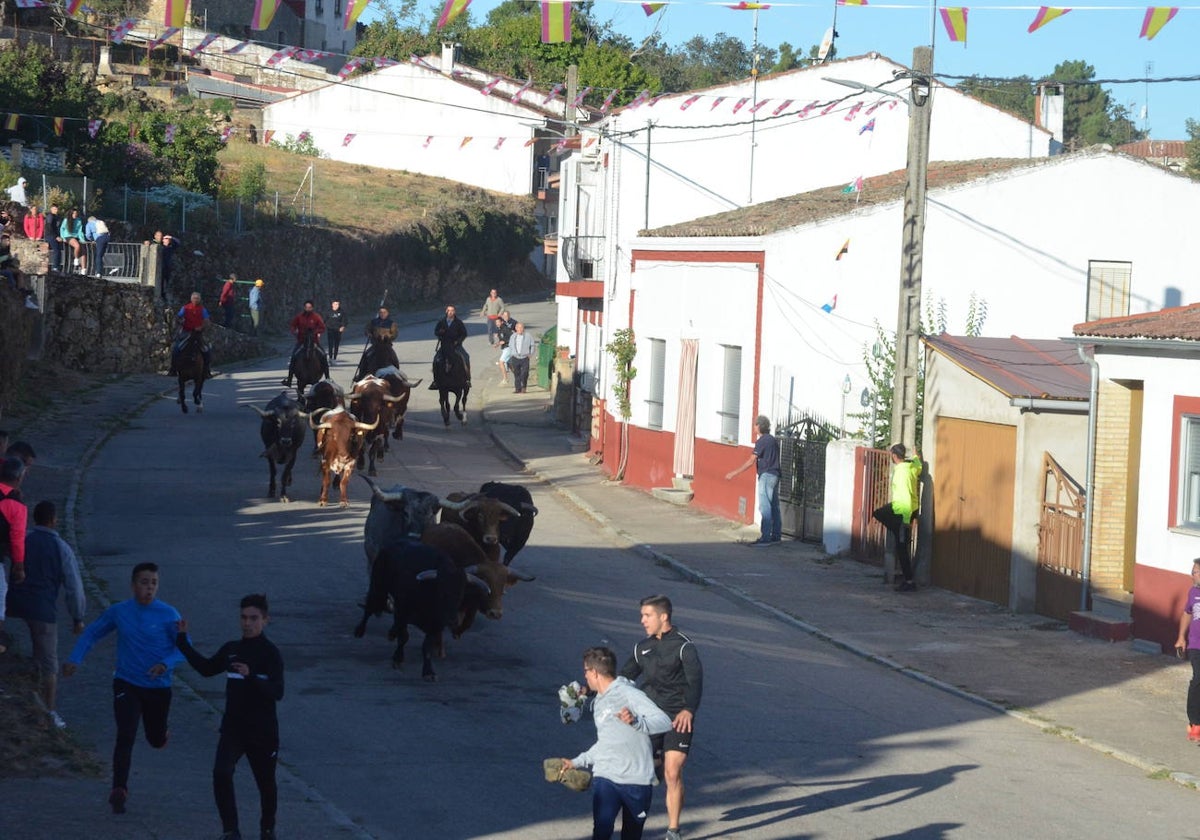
10, 301, 1200, 839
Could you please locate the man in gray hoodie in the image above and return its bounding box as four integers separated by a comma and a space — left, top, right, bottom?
559, 646, 673, 840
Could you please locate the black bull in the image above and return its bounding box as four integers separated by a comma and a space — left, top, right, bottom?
244, 393, 308, 502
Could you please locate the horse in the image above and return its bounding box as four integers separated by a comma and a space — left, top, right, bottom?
175, 331, 207, 414
353, 331, 400, 383
292, 329, 326, 404
430, 340, 470, 427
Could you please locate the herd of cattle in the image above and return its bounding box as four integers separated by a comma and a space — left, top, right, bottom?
243, 368, 539, 680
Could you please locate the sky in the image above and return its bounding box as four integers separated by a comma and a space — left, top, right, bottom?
366, 0, 1200, 140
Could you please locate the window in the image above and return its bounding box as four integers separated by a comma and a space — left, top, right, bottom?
315, 0, 323, 13
718, 345, 742, 443
645, 339, 666, 430
1086, 260, 1132, 322
1180, 416, 1200, 528
335, 0, 342, 15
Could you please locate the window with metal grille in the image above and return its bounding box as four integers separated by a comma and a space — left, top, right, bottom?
315, 0, 323, 13
645, 338, 666, 429
718, 345, 742, 443
1086, 260, 1132, 322
1181, 416, 1200, 528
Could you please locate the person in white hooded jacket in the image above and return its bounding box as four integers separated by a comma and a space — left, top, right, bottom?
558, 646, 672, 840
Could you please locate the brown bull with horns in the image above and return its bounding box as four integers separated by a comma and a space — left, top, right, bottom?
309, 407, 379, 507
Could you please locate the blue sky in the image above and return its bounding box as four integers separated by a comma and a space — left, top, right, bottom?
367, 0, 1200, 139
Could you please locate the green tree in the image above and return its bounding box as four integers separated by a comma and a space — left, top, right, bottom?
1051, 59, 1142, 147
1185, 119, 1200, 180
770, 42, 803, 73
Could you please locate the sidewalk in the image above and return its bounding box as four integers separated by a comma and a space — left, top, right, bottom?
476, 372, 1200, 792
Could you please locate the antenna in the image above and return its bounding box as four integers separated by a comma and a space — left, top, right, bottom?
1143, 61, 1152, 136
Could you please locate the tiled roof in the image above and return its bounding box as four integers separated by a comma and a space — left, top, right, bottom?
924, 334, 1091, 401
1116, 140, 1188, 159
1073, 302, 1200, 341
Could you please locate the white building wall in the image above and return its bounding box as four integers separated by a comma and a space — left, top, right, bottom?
262, 65, 544, 195
1092, 352, 1200, 575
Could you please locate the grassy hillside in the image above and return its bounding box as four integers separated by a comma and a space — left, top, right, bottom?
217, 140, 536, 236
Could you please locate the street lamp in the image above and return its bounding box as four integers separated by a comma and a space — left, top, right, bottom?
840, 374, 852, 435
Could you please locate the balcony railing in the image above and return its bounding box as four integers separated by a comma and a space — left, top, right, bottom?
560, 235, 605, 281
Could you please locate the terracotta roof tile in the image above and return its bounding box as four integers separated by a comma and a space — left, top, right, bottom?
1116, 140, 1187, 159
1073, 302, 1200, 340
924, 334, 1091, 400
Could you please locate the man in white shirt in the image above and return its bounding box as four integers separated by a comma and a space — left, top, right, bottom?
508, 322, 534, 393
7, 177, 27, 206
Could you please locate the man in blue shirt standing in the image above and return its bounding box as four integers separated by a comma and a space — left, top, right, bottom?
725, 415, 782, 546
64, 562, 184, 815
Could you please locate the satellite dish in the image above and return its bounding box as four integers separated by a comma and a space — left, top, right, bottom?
818, 27, 835, 63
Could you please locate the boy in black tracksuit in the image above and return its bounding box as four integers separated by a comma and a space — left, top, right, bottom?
177, 594, 284, 840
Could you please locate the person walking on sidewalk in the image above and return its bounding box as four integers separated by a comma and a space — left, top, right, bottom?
508, 322, 535, 393
480, 288, 506, 345
556, 646, 672, 840
6, 501, 85, 729
63, 562, 185, 815
725, 416, 782, 546
176, 593, 285, 840
620, 595, 703, 840
326, 300, 346, 361
871, 444, 923, 592
1176, 559, 1200, 742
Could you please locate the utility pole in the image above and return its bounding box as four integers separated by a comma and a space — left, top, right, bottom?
565, 64, 578, 136
890, 45, 933, 453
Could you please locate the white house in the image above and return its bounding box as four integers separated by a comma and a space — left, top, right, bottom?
553, 52, 1059, 397
592, 150, 1200, 529
261, 47, 580, 197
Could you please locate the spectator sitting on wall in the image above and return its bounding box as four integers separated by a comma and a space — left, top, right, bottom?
6, 177, 27, 207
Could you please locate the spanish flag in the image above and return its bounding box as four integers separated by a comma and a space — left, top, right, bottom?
436, 0, 470, 29
541, 1, 571, 44
251, 0, 281, 30
54, 117, 64, 136
1140, 6, 1177, 39
837, 0, 867, 5
4, 114, 18, 131
65, 0, 83, 14
163, 0, 187, 28
939, 6, 968, 43
1026, 6, 1069, 33
641, 2, 665, 13
343, 0, 369, 30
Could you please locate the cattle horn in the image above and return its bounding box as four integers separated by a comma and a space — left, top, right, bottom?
415, 569, 439, 582
360, 475, 408, 503
381, 393, 404, 403
465, 573, 491, 595
438, 495, 473, 512
408, 378, 423, 388
509, 570, 536, 582
308, 409, 332, 431
347, 392, 361, 401
354, 416, 380, 432
243, 405, 271, 418
522, 503, 539, 516
496, 502, 521, 518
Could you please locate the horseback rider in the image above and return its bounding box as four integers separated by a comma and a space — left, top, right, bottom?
364, 306, 400, 370
169, 292, 214, 378
433, 305, 470, 386
281, 300, 330, 387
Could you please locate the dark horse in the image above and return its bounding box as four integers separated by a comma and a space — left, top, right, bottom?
430, 340, 470, 427
292, 329, 326, 404
175, 331, 207, 414
353, 331, 400, 383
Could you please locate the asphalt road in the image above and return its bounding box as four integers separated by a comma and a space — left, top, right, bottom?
15, 302, 1200, 839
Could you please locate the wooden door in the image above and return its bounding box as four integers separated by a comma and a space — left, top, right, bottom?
931, 418, 1017, 606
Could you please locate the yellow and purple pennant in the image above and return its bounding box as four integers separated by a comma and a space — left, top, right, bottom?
53, 117, 64, 136
251, 0, 282, 31
541, 1, 571, 44
728, 2, 769, 9
836, 0, 866, 5
1140, 6, 1178, 39
437, 0, 471, 29
1027, 6, 1070, 33
641, 2, 666, 14
940, 7, 968, 43
163, 0, 187, 28
344, 0, 369, 30
66, 0, 84, 14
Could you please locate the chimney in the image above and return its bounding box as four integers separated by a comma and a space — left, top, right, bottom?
440, 42, 459, 75
1035, 82, 1065, 149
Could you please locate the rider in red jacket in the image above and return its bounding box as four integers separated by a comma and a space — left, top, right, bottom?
282, 300, 330, 386
169, 292, 213, 378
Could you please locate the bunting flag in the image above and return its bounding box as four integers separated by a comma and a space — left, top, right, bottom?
647, 94, 669, 106
1140, 6, 1178, 38
66, 0, 83, 13
190, 33, 218, 57
840, 177, 862, 194
437, 0, 470, 28
771, 99, 793, 115
337, 57, 366, 79
1027, 6, 1070, 32
837, 0, 866, 4
821, 295, 838, 313
599, 90, 618, 112
146, 28, 179, 51
423, 136, 433, 148
294, 49, 334, 63
888, 99, 900, 109
844, 102, 862, 120
165, 124, 177, 144
344, 0, 369, 30
940, 7, 968, 43
481, 77, 502, 95
835, 238, 850, 260
110, 18, 137, 44
251, 0, 281, 30
53, 117, 64, 136
571, 86, 592, 107
410, 54, 438, 71
680, 95, 701, 111
865, 100, 883, 115
748, 99, 771, 114
263, 129, 275, 145
797, 101, 817, 118
728, 1, 769, 7
641, 2, 666, 13
163, 0, 187, 27
460, 136, 473, 148
626, 90, 651, 109
541, 1, 571, 44
266, 46, 297, 66
374, 57, 399, 68
710, 96, 726, 110
583, 137, 596, 147
523, 137, 537, 147
343, 133, 356, 146
858, 118, 875, 134
510, 79, 534, 102
88, 119, 102, 138
224, 41, 250, 54
820, 102, 838, 115
220, 125, 234, 143
731, 97, 750, 113
14, 0, 48, 8
4, 114, 19, 131
541, 83, 564, 104
494, 137, 506, 150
